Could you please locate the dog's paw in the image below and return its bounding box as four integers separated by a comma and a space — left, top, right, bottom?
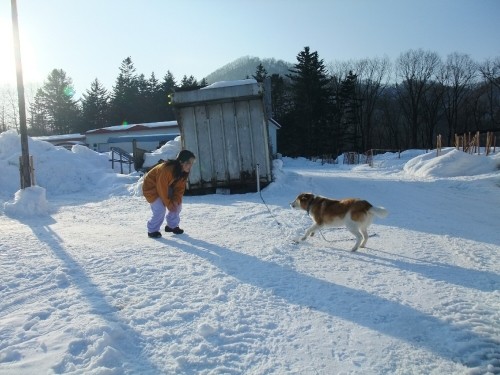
292, 237, 301, 243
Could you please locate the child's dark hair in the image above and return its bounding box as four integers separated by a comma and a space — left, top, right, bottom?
176, 150, 195, 163
164, 150, 195, 179
163, 159, 182, 179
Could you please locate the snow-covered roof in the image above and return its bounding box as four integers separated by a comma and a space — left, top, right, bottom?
33, 133, 85, 141
201, 78, 257, 90
173, 79, 261, 105
85, 121, 178, 134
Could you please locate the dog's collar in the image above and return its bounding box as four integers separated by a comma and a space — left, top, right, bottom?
306, 195, 314, 214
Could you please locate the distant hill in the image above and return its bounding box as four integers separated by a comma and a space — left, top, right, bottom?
204, 56, 293, 84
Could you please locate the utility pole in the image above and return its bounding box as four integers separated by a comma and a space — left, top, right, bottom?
11, 0, 32, 189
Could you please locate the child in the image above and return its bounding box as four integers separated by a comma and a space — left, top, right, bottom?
142, 150, 196, 238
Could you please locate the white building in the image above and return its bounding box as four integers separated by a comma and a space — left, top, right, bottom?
85, 121, 180, 153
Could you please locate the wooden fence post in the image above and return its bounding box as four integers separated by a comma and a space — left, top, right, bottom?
19, 155, 35, 188
488, 132, 491, 155
29, 155, 35, 185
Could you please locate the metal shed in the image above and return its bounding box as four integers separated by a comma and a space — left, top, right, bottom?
172, 79, 272, 194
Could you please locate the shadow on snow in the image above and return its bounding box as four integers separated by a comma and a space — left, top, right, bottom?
173, 235, 499, 370
24, 217, 160, 374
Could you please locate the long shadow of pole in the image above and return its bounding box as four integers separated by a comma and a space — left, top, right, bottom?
25, 217, 160, 374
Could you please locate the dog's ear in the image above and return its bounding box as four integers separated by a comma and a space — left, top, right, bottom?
300, 193, 313, 201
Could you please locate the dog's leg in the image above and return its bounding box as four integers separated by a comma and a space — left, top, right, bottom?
360, 228, 369, 248
346, 223, 362, 251
300, 223, 319, 241
351, 234, 362, 251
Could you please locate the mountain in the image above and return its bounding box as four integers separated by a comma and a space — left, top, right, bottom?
204, 56, 293, 84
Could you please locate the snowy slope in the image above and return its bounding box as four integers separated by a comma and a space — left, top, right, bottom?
1, 130, 499, 374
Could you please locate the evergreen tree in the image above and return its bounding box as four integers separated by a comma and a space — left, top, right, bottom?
161, 71, 177, 120
28, 89, 50, 136
180, 75, 198, 88
80, 78, 109, 132
109, 57, 140, 125
144, 72, 164, 122
338, 70, 362, 150
270, 73, 291, 123
135, 73, 151, 121
253, 63, 268, 82
29, 69, 80, 135
283, 47, 332, 156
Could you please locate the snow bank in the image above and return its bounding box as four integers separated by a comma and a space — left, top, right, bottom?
142, 135, 181, 168
404, 148, 498, 177
0, 130, 133, 201
3, 185, 50, 216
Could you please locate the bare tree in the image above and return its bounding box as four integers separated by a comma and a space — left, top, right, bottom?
0, 103, 6, 133
351, 56, 392, 150
478, 57, 500, 130
376, 86, 404, 149
462, 82, 489, 132
0, 83, 38, 133
479, 57, 500, 91
0, 86, 20, 133
421, 81, 445, 148
0, 87, 9, 132
438, 53, 478, 143
328, 61, 351, 81
395, 49, 441, 148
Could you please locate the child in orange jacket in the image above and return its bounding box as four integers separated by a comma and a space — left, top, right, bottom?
142, 150, 196, 238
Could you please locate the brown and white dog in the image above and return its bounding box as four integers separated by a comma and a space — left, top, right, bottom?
290, 193, 388, 251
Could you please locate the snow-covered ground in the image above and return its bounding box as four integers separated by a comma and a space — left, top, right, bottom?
1, 129, 499, 375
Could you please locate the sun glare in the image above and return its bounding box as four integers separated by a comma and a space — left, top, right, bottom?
0, 16, 40, 87
0, 18, 16, 86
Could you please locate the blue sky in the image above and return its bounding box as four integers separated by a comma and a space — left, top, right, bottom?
1, 0, 499, 97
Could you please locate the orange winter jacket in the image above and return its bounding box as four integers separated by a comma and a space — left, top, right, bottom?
142, 162, 187, 211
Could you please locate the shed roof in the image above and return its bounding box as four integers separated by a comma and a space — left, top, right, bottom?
172, 79, 262, 106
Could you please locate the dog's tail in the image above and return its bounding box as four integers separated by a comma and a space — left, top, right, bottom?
369, 206, 388, 218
